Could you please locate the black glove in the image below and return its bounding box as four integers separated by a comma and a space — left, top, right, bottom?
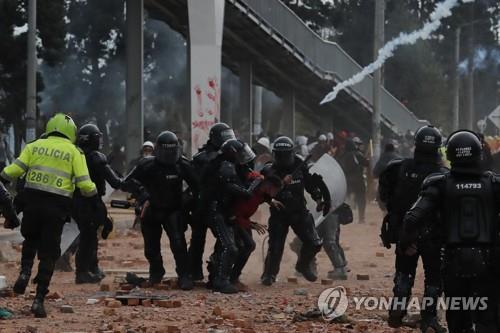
336, 203, 353, 225
380, 217, 392, 249
4, 214, 20, 229
101, 216, 113, 239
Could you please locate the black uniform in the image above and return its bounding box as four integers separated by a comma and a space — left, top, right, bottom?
403, 171, 499, 333
378, 155, 446, 329
208, 159, 252, 288
123, 156, 198, 286
402, 130, 498, 333
261, 155, 330, 285
188, 143, 219, 280
188, 123, 236, 281
339, 140, 368, 223
73, 150, 121, 280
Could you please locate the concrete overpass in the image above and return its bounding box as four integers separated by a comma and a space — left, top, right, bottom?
125, 0, 427, 158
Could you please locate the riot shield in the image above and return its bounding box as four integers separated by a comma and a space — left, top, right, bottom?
305, 153, 347, 227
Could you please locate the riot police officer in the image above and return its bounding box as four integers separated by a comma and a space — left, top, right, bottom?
1, 114, 97, 317
189, 123, 236, 280
261, 136, 331, 286
378, 125, 446, 332
122, 131, 198, 290
74, 124, 122, 283
401, 130, 499, 333
205, 139, 256, 293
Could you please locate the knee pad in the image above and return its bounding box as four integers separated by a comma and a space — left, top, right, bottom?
170, 236, 186, 252
226, 244, 238, 258
393, 272, 414, 297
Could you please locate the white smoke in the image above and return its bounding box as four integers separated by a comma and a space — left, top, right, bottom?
320, 0, 475, 105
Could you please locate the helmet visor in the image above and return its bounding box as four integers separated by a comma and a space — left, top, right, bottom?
220, 129, 236, 144
156, 144, 181, 165
236, 143, 256, 165
273, 150, 294, 168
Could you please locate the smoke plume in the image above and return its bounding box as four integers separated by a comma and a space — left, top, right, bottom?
320, 0, 475, 105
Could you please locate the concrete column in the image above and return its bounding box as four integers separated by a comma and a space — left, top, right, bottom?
188, 0, 225, 155
125, 0, 144, 164
280, 89, 295, 139
253, 85, 263, 138
239, 62, 253, 144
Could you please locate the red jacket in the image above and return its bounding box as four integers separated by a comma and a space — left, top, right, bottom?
233, 172, 268, 229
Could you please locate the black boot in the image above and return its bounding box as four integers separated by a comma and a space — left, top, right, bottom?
295, 243, 319, 282
177, 275, 194, 291
13, 269, 31, 295
388, 272, 414, 328
75, 271, 101, 284
31, 295, 47, 318
191, 268, 204, 281
148, 265, 166, 285
212, 252, 238, 294
420, 285, 446, 333
90, 266, 105, 280
260, 274, 276, 286
213, 277, 238, 294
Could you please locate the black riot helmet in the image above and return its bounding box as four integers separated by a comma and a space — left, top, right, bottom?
220, 139, 256, 165
272, 136, 295, 168
155, 131, 181, 166
414, 125, 442, 153
209, 123, 236, 149
77, 123, 102, 152
446, 130, 482, 169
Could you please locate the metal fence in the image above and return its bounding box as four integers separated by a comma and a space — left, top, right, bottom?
229, 0, 428, 133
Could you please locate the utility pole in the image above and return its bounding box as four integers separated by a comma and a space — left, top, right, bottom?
26, 0, 37, 142
372, 0, 385, 163
452, 27, 460, 131
465, 3, 475, 130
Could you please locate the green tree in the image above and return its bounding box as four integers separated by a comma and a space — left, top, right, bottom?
0, 0, 65, 152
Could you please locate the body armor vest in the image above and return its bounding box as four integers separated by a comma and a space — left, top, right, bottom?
443, 173, 497, 245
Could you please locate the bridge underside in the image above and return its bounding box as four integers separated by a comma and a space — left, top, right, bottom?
146, 0, 382, 139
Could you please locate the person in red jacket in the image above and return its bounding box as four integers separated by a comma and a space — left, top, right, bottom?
230, 171, 283, 291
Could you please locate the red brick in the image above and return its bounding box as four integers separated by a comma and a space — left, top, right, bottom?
100, 284, 111, 292
104, 308, 116, 316
46, 291, 63, 299
356, 274, 370, 281
107, 300, 122, 308
321, 279, 333, 286
212, 306, 222, 316
167, 326, 180, 333
222, 312, 236, 320
127, 298, 140, 306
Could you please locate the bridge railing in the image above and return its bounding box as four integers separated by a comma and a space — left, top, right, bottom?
230, 0, 427, 133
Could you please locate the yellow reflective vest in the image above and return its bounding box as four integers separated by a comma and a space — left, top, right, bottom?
1, 136, 97, 198
439, 146, 451, 169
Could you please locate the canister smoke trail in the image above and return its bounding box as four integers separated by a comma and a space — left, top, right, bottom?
320, 0, 475, 105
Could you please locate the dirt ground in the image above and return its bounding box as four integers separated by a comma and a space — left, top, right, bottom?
0, 199, 434, 333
